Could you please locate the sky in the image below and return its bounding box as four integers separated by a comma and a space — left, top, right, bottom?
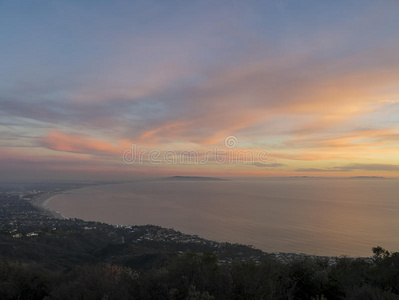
1, 0, 399, 181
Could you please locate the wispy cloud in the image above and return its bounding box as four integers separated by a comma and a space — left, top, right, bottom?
253, 162, 285, 168
296, 164, 399, 173
40, 131, 123, 156
333, 164, 399, 172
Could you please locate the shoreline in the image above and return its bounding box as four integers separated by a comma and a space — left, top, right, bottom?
30, 181, 131, 220
32, 191, 68, 219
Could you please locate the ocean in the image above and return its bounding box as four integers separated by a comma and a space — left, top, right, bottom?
48, 178, 399, 257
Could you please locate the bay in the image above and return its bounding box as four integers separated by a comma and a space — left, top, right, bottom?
49, 178, 399, 257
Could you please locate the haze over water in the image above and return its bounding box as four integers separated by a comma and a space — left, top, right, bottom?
48, 178, 399, 257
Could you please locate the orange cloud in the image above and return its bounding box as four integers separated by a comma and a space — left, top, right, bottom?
283, 128, 399, 150
271, 152, 358, 161
41, 130, 122, 156
133, 46, 399, 146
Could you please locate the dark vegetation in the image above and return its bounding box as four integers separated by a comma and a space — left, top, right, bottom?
1, 189, 399, 299
1, 247, 399, 299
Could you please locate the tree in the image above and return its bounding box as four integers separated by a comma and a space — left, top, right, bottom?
372, 246, 390, 259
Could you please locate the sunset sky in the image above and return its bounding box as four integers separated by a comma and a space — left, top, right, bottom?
1, 1, 399, 180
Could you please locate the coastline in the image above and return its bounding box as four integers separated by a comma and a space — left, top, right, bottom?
30, 182, 123, 220
32, 191, 67, 219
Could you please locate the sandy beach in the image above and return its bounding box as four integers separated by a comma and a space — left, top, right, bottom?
31, 183, 105, 219
32, 192, 66, 219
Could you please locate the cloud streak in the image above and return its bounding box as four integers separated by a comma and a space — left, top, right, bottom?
296, 164, 399, 173
40, 131, 123, 156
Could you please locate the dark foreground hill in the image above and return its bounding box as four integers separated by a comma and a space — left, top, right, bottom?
1, 193, 399, 299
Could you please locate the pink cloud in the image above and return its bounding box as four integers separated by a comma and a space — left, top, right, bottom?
41, 130, 122, 156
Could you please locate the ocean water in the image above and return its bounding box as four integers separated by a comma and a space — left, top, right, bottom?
49, 178, 399, 257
